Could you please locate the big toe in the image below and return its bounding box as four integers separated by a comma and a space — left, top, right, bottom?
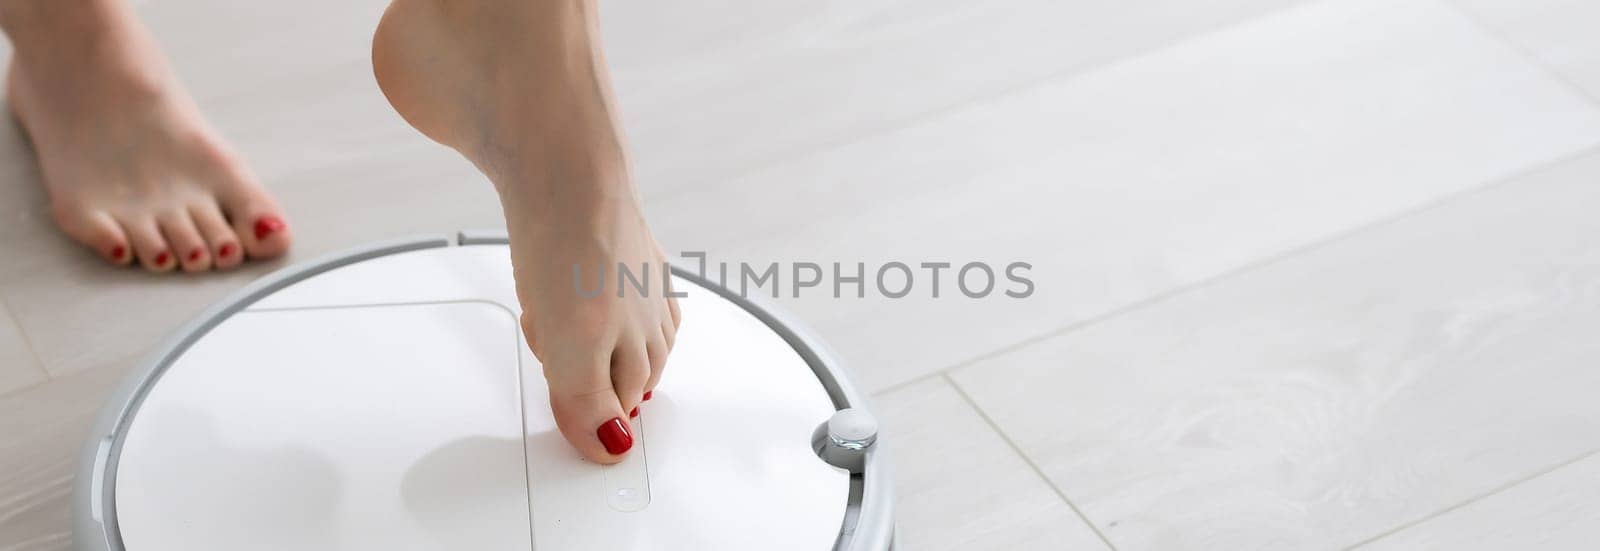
221, 184, 291, 260
547, 377, 634, 464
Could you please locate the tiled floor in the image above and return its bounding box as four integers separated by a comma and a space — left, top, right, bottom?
950, 149, 1600, 549
3, 0, 1599, 549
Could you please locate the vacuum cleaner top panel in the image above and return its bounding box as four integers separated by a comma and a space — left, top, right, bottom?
111, 245, 850, 550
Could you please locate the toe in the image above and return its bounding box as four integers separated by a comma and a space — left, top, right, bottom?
661, 314, 677, 351
219, 180, 291, 260
545, 351, 635, 464
667, 294, 681, 328
611, 339, 650, 412
189, 202, 242, 270
56, 208, 132, 266
158, 210, 211, 272
644, 332, 668, 395
119, 217, 175, 272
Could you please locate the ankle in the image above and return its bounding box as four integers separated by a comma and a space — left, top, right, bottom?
490, 138, 636, 211
4, 1, 167, 88
1, 0, 128, 57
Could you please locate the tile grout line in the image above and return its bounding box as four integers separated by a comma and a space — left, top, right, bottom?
941, 371, 1120, 551
1441, 0, 1600, 109
867, 367, 947, 399
928, 141, 1600, 386
1342, 446, 1600, 549
0, 297, 49, 392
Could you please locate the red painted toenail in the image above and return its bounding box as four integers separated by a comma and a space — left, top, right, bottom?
643, 391, 653, 401
630, 406, 639, 418
597, 417, 633, 455
253, 215, 286, 240
110, 245, 126, 261
154, 251, 171, 266
188, 248, 204, 262
219, 243, 236, 258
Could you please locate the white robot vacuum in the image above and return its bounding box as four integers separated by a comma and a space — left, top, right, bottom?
72, 231, 893, 550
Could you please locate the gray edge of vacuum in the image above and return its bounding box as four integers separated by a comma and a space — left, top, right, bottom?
74, 230, 893, 551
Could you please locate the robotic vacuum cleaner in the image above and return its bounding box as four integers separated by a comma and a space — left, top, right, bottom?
72, 231, 893, 550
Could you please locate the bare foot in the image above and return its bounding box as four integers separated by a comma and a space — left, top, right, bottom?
373, 0, 679, 463
1, 0, 290, 272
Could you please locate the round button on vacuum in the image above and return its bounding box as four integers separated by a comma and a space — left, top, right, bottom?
813, 408, 878, 473
828, 408, 879, 450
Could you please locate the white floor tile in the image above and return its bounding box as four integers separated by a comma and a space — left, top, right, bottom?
876, 377, 1107, 551
650, 0, 1600, 392
1451, 0, 1600, 100
951, 150, 1600, 549
599, 0, 1305, 196
139, 0, 391, 104
1360, 451, 1600, 550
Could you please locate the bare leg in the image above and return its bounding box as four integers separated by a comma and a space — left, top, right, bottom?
373, 0, 678, 463
1, 0, 290, 272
